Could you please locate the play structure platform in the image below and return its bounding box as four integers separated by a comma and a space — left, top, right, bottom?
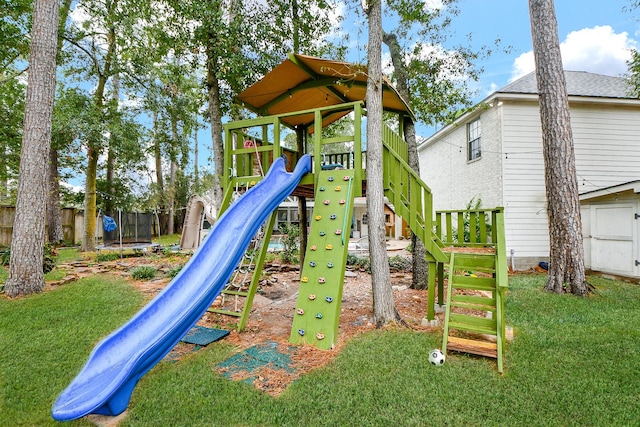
53, 54, 508, 421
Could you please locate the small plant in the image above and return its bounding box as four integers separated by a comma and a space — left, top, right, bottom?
97, 252, 120, 262
388, 255, 411, 271
131, 266, 157, 280
278, 223, 300, 265
166, 265, 183, 278
0, 244, 56, 273
346, 253, 371, 272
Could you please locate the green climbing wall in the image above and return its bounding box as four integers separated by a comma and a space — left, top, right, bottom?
289, 170, 356, 350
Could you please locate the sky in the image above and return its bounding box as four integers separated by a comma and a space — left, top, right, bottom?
440, 0, 639, 101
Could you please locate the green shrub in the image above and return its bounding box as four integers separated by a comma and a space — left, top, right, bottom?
166, 265, 183, 278
0, 244, 56, 273
278, 223, 300, 265
388, 255, 411, 271
97, 252, 120, 262
131, 265, 157, 280
346, 253, 371, 272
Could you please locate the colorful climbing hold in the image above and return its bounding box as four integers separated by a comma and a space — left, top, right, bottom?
301, 276, 308, 283
327, 262, 334, 268
328, 176, 334, 182
318, 277, 326, 283
339, 199, 346, 205
325, 296, 333, 303
335, 229, 342, 235
309, 261, 316, 267
316, 333, 325, 340
297, 308, 305, 315
323, 199, 330, 205
315, 215, 322, 221
325, 244, 333, 250
335, 186, 342, 191
319, 186, 325, 191
330, 214, 337, 220
343, 176, 350, 181
310, 245, 317, 251
309, 294, 316, 300
315, 313, 323, 319
320, 231, 326, 236
298, 329, 305, 336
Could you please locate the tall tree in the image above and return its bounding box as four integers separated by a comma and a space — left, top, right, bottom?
378, 1, 495, 289
365, 0, 396, 326
382, 32, 428, 290
5, 0, 60, 297
47, 0, 74, 244
529, 0, 588, 295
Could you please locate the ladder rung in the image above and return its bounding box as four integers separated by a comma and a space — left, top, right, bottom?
449, 313, 496, 335
454, 254, 495, 269
447, 336, 498, 358
207, 308, 242, 317
451, 275, 496, 291
450, 294, 496, 311
221, 290, 249, 296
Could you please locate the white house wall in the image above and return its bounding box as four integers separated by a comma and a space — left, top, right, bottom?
420, 97, 640, 270
419, 105, 503, 212
502, 100, 640, 268
501, 101, 550, 265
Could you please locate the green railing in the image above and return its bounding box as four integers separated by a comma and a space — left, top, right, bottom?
434, 208, 504, 247
382, 124, 446, 263
222, 101, 365, 197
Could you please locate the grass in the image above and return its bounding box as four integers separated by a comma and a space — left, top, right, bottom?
1, 273, 639, 426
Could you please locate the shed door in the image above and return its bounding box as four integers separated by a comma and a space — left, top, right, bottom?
590, 204, 638, 277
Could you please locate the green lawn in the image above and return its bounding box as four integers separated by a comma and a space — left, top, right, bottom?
1, 273, 639, 426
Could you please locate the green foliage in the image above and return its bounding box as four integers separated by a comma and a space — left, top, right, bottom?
4, 274, 639, 425
388, 255, 411, 271
0, 276, 143, 425
0, 244, 56, 274
278, 223, 300, 265
346, 253, 371, 272
166, 264, 183, 278
131, 265, 157, 280
96, 252, 120, 262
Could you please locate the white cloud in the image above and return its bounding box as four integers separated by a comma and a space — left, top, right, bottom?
510, 25, 636, 82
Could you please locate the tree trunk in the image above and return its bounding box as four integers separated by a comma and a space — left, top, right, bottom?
206, 54, 224, 211
105, 74, 120, 216
167, 116, 178, 235
382, 31, 428, 290
82, 145, 99, 251
366, 0, 396, 326
529, 0, 588, 295
46, 148, 64, 244
81, 6, 116, 251
5, 0, 59, 297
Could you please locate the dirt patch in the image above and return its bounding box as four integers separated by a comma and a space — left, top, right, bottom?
46, 252, 441, 395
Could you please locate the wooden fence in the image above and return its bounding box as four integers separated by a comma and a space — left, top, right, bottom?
0, 207, 78, 246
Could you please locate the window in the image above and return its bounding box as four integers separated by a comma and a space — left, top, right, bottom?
468, 118, 481, 161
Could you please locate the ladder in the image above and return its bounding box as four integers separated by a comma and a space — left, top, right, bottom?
442, 251, 506, 373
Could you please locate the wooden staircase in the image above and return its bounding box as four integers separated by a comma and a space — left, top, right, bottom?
441, 226, 508, 372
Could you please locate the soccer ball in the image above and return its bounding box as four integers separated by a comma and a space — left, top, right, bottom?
428, 349, 445, 366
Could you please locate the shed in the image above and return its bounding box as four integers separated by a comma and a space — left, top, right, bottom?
580, 181, 640, 278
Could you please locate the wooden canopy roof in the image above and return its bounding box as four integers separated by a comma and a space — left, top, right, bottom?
235, 53, 415, 129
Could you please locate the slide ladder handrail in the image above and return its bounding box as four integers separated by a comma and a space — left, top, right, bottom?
381, 124, 447, 263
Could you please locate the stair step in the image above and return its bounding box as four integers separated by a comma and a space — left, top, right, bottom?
449, 313, 496, 335
453, 254, 496, 270
450, 294, 496, 311
447, 336, 498, 359
451, 275, 496, 291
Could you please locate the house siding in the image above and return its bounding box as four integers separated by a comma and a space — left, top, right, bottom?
419, 105, 503, 212
420, 91, 640, 270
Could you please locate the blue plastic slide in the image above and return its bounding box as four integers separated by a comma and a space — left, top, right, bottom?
52, 155, 311, 421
